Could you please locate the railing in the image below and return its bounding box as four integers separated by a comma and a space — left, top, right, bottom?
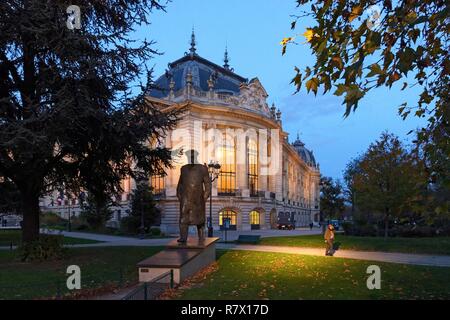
218, 189, 237, 196
152, 189, 166, 200
122, 270, 174, 301
193, 90, 207, 98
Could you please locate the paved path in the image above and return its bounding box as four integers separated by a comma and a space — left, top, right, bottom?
216, 243, 450, 267
2, 230, 450, 267
58, 228, 322, 241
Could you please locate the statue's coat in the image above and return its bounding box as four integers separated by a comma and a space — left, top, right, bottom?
177, 164, 211, 226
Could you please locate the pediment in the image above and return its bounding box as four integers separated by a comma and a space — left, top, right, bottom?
235, 78, 270, 114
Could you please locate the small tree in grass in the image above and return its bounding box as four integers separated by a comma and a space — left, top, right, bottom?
121, 182, 161, 235
80, 194, 113, 231
320, 176, 345, 232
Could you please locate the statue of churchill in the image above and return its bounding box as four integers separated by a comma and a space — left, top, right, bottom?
176, 149, 211, 243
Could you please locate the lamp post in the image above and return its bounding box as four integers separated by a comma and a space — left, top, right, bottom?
67, 195, 71, 232
207, 160, 221, 237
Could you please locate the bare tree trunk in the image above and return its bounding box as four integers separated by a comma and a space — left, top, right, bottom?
21, 192, 40, 243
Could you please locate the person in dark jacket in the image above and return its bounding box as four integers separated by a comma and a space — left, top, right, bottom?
324, 224, 335, 256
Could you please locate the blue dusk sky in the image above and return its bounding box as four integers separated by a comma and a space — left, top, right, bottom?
135, 0, 426, 180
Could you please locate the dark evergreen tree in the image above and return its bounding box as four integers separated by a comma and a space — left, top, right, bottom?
0, 1, 181, 243
79, 193, 113, 230
121, 182, 161, 234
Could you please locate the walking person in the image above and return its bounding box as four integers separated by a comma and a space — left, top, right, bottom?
324, 224, 335, 256
309, 222, 313, 231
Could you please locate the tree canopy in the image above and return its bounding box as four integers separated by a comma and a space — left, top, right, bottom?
346, 132, 428, 237
283, 0, 449, 188
0, 1, 181, 243
320, 176, 345, 221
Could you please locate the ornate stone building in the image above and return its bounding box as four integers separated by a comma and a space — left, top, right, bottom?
40, 33, 321, 233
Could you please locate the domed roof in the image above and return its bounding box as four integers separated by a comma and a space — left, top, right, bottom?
148, 31, 247, 99
146, 31, 277, 120
292, 135, 316, 167
148, 54, 247, 98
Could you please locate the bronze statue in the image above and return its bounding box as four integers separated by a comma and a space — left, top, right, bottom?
176, 150, 211, 243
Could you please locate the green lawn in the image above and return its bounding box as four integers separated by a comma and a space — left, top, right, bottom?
0, 230, 101, 247
177, 250, 450, 300
0, 246, 163, 299
258, 234, 450, 255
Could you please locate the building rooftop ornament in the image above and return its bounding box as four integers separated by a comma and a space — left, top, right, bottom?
223, 46, 230, 70
270, 103, 276, 119
276, 109, 282, 121
189, 27, 197, 56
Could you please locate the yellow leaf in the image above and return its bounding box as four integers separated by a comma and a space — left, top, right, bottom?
303, 29, 315, 42
280, 37, 293, 46
349, 5, 363, 22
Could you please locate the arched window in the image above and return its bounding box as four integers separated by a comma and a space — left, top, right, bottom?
248, 139, 258, 197
218, 132, 236, 195
219, 210, 237, 230
150, 174, 165, 196
249, 210, 260, 230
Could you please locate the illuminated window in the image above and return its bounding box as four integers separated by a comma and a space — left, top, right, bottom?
219, 210, 237, 230
218, 132, 236, 195
248, 139, 258, 196
150, 175, 165, 195
249, 210, 260, 225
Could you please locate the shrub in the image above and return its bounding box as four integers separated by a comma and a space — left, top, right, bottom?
18, 234, 66, 262
40, 212, 67, 229
393, 225, 437, 237
341, 222, 354, 235
75, 224, 89, 231
342, 223, 377, 237
149, 227, 161, 236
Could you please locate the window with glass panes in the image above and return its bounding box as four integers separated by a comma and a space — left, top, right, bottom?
219, 210, 237, 230
150, 175, 165, 195
218, 132, 236, 195
248, 138, 258, 196
249, 210, 260, 225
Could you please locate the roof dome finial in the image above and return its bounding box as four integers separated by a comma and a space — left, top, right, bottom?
189, 27, 197, 56
223, 45, 230, 70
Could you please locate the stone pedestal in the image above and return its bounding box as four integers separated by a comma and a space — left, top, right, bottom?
137, 237, 219, 284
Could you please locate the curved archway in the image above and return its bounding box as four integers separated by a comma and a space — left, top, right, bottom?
249, 210, 261, 230
219, 209, 238, 230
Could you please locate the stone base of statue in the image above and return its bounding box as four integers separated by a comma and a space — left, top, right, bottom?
137, 237, 219, 284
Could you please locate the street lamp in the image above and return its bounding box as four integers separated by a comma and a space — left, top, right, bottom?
207, 160, 221, 237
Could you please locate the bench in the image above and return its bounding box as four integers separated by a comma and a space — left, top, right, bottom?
237, 235, 261, 244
